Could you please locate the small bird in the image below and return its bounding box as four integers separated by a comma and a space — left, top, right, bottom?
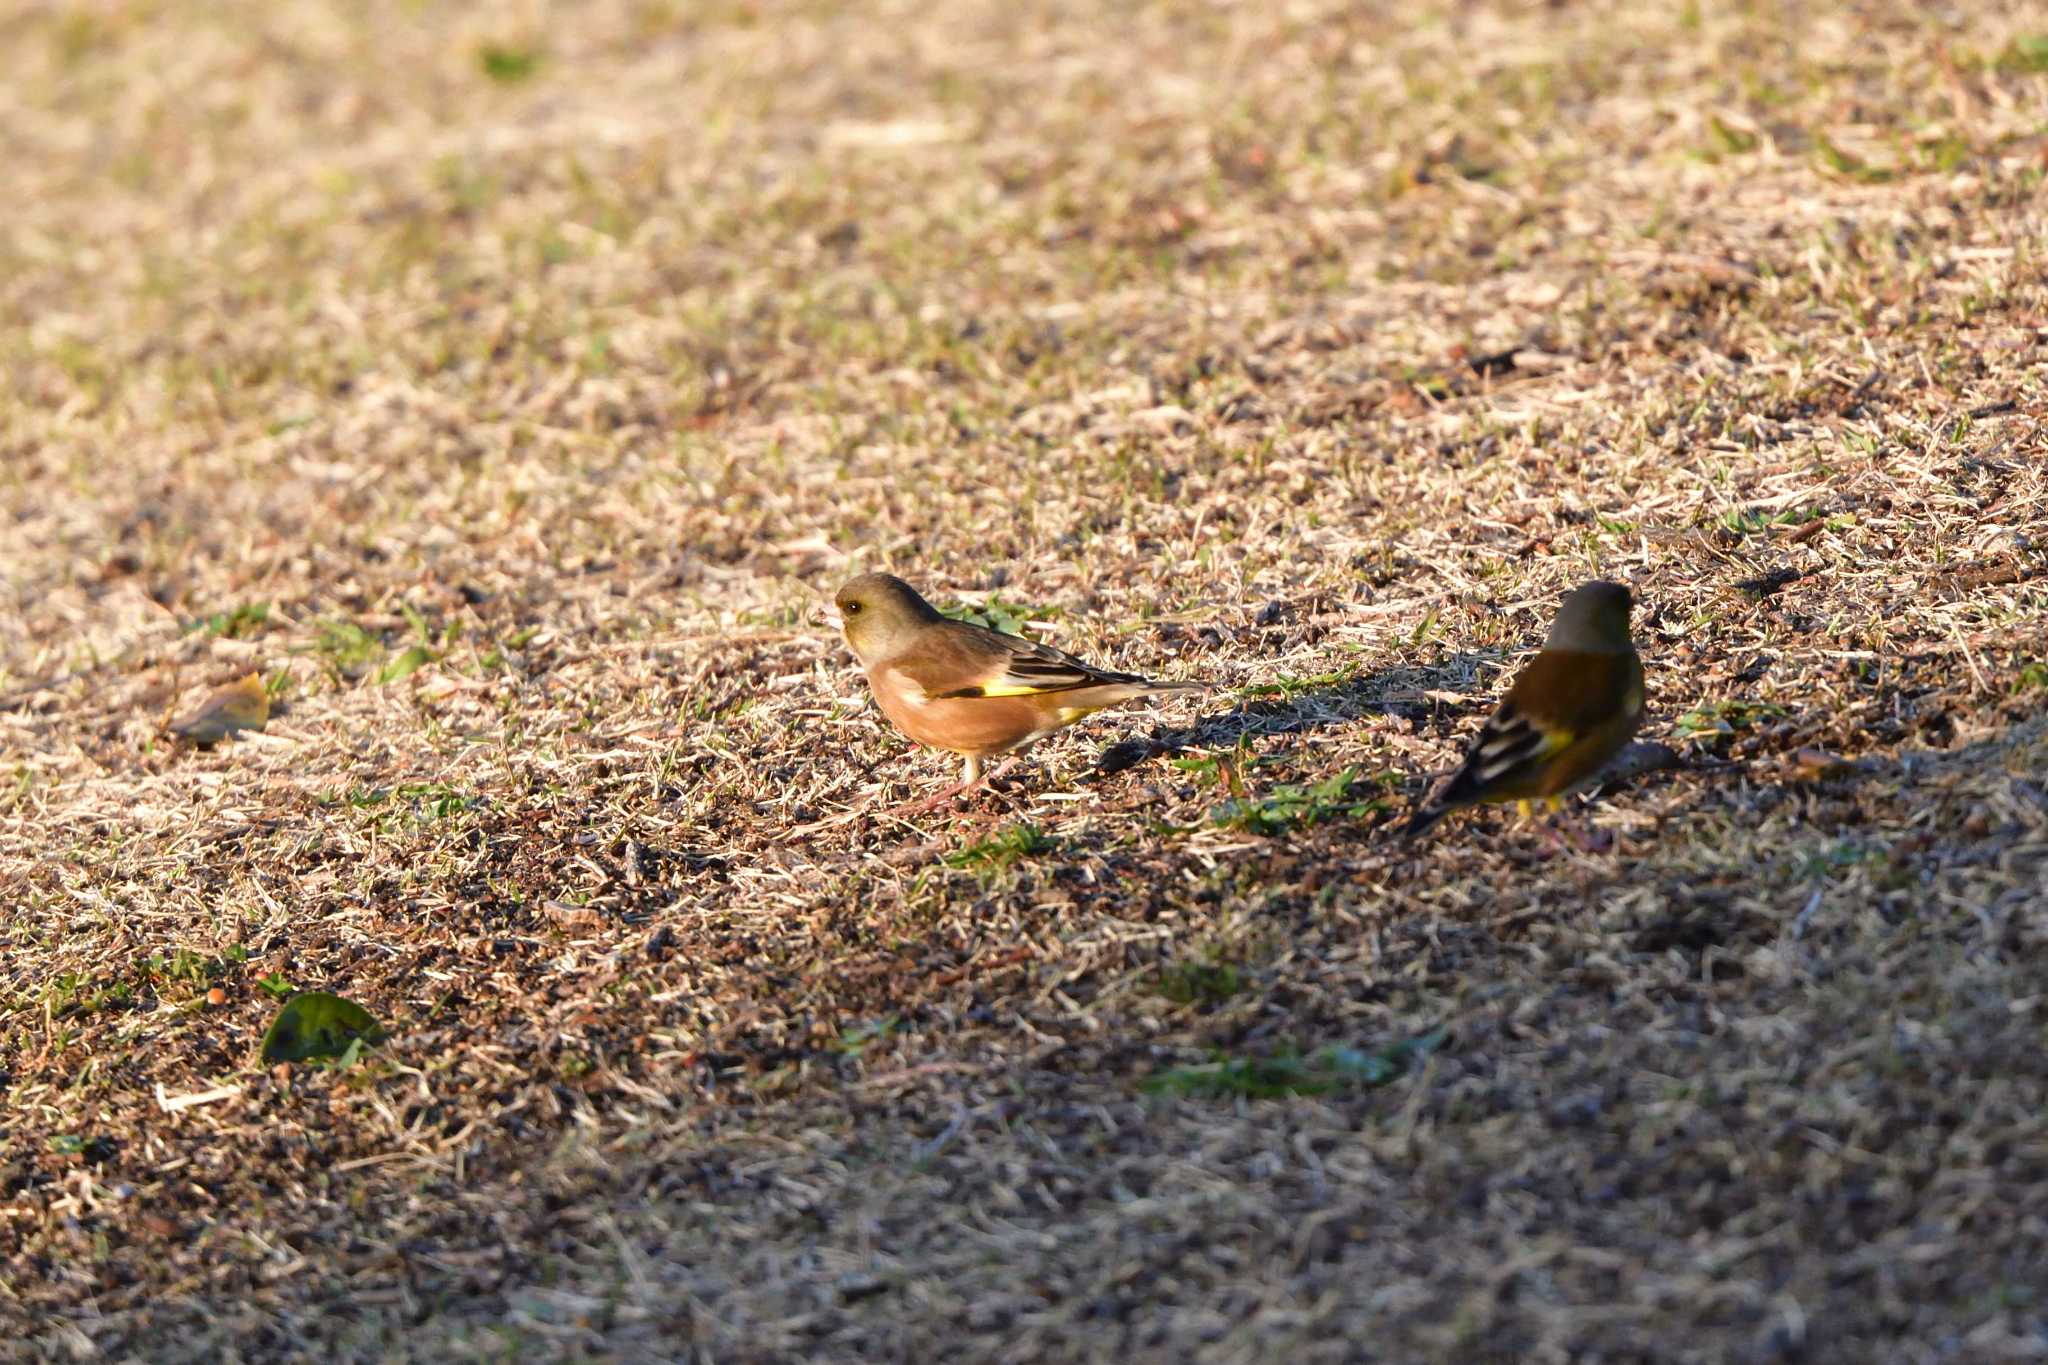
169, 673, 271, 745
1403, 580, 1645, 840
833, 572, 1205, 811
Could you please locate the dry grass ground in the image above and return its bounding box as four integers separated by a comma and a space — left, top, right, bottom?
4, 0, 2048, 1358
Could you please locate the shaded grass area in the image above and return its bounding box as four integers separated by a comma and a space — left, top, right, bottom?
3, 0, 2048, 1357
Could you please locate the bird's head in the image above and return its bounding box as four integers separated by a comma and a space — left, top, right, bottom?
833, 572, 943, 664
1546, 580, 1635, 653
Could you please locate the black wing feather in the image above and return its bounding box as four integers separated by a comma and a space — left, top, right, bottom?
1401, 702, 1556, 837
931, 632, 1146, 698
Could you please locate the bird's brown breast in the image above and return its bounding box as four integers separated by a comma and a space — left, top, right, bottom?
870, 670, 1052, 758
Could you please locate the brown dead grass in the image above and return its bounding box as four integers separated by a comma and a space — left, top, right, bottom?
4, 0, 2048, 1358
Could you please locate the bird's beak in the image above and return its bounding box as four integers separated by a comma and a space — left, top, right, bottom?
818, 606, 844, 632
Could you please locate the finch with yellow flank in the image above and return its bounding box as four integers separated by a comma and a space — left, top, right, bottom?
834, 573, 1206, 811
1404, 580, 1645, 839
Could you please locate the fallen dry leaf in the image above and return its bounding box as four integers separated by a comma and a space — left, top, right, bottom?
1788, 748, 1858, 782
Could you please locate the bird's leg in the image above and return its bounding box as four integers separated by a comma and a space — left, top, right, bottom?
1517, 798, 1568, 858
978, 754, 1025, 794
888, 754, 992, 817
1542, 796, 1613, 854
1566, 807, 1614, 854
946, 756, 1035, 828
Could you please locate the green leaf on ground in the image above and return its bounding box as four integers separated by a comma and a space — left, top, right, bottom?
260, 992, 387, 1065
377, 644, 438, 684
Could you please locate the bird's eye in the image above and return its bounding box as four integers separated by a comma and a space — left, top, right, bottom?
844, 602, 861, 615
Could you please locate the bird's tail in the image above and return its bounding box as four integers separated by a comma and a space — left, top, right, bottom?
1139, 678, 1209, 694
1400, 802, 1450, 841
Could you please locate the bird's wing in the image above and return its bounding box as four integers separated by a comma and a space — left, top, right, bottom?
937, 624, 1147, 698
1461, 699, 1572, 786
887, 620, 1148, 700
1416, 700, 1570, 814
1425, 650, 1610, 804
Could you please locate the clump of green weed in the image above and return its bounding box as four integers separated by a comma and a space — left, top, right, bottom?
940, 595, 1056, 637
187, 602, 270, 638
1143, 1027, 1448, 1099
1154, 957, 1245, 1006
1210, 766, 1391, 835
1672, 699, 1787, 747
1231, 665, 1360, 700
944, 822, 1053, 875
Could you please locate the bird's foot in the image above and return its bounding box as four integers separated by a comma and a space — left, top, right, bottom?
1540, 815, 1613, 855
887, 781, 982, 817
885, 757, 1027, 820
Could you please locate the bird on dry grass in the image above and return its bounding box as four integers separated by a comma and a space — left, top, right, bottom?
1403, 580, 1645, 841
833, 572, 1206, 812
